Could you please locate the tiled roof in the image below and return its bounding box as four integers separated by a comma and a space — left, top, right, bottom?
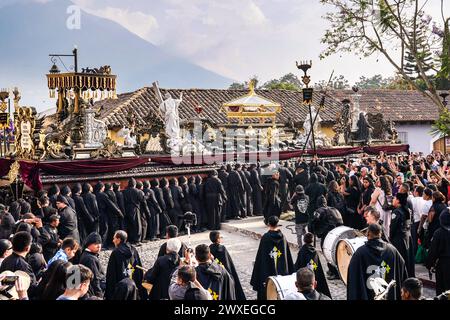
331, 89, 439, 122
95, 87, 344, 128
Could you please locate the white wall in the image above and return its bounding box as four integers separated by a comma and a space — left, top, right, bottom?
395, 123, 433, 153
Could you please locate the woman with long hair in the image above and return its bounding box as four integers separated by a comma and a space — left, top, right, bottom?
326, 180, 346, 217
341, 175, 362, 229
40, 261, 73, 300
357, 177, 375, 228
370, 175, 393, 235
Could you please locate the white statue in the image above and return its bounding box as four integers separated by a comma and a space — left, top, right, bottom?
118, 127, 137, 148
159, 92, 183, 153
303, 105, 321, 136
84, 108, 107, 148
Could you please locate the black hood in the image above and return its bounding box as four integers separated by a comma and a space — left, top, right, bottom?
116, 243, 133, 260
128, 178, 137, 188
82, 183, 92, 194
310, 173, 318, 183
197, 262, 222, 280
267, 229, 284, 245
61, 185, 71, 197
150, 179, 159, 188
365, 238, 386, 256
72, 183, 82, 195
48, 184, 60, 196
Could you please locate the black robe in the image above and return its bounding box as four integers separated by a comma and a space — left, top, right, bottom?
145, 252, 179, 300
151, 185, 168, 236
227, 171, 245, 218
80, 250, 106, 298
39, 224, 60, 262
112, 277, 138, 300
105, 242, 144, 300
294, 243, 331, 298
114, 189, 126, 230
196, 261, 236, 300
249, 168, 263, 216
210, 243, 246, 300
58, 205, 80, 243
218, 170, 230, 220
237, 170, 252, 218
390, 206, 415, 278
203, 176, 227, 230
250, 229, 294, 298
96, 191, 123, 245
263, 179, 282, 221
426, 226, 450, 295
278, 166, 293, 212
72, 193, 94, 245
143, 188, 162, 240
81, 191, 100, 234
122, 187, 144, 243
169, 185, 184, 228
347, 238, 408, 300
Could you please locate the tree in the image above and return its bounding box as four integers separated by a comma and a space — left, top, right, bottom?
355, 74, 390, 88
261, 73, 302, 91
320, 0, 449, 109
315, 74, 350, 89
228, 75, 260, 90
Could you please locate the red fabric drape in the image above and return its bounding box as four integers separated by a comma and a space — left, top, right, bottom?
362, 144, 410, 155
0, 159, 42, 191
38, 157, 149, 175
1, 157, 149, 191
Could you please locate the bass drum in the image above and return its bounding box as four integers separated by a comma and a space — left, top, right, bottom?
266, 273, 297, 300
336, 237, 367, 285
322, 226, 358, 266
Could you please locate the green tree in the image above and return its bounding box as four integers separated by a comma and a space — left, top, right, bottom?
261, 73, 302, 91
315, 74, 350, 89
320, 0, 448, 109
355, 74, 390, 88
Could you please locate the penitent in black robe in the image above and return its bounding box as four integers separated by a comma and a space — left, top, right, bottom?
426, 223, 450, 295
294, 243, 331, 298
105, 242, 144, 300
196, 261, 236, 300
210, 243, 246, 300
347, 238, 408, 300
250, 229, 294, 299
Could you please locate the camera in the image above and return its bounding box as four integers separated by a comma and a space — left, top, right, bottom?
178, 211, 197, 228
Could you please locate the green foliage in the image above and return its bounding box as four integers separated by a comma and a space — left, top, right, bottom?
261, 73, 303, 91
431, 108, 450, 137
228, 82, 245, 90
315, 74, 350, 89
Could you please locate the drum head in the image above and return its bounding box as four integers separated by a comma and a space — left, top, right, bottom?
336, 237, 367, 285
266, 274, 297, 300
266, 278, 279, 300
322, 226, 357, 266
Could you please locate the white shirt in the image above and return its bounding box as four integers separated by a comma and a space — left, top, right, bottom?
412, 196, 426, 223
421, 199, 432, 218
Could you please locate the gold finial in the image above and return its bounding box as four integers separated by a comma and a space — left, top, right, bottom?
249, 79, 255, 94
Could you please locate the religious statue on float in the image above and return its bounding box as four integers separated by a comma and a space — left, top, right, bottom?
158, 91, 183, 154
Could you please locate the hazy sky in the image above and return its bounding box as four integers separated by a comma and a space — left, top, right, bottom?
69, 0, 449, 85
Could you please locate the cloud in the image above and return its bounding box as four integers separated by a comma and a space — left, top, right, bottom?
79, 6, 160, 42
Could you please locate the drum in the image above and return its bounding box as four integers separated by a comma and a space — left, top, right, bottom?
336, 236, 367, 284
322, 226, 358, 266
266, 273, 297, 300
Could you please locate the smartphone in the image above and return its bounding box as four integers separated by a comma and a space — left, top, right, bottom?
1, 275, 18, 286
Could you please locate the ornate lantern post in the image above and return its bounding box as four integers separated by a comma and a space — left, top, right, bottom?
296, 60, 317, 155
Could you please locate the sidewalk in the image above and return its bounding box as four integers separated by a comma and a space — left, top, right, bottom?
222, 215, 436, 290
